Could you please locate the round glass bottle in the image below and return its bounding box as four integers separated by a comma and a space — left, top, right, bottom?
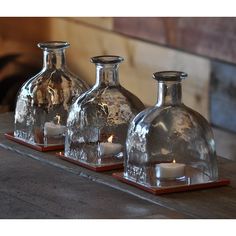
65, 55, 145, 167
14, 41, 89, 146
125, 71, 218, 187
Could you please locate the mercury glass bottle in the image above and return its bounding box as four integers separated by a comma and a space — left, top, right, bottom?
65, 55, 145, 167
14, 41, 89, 146
125, 71, 218, 187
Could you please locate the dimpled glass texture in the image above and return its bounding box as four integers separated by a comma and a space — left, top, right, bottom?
65, 55, 145, 167
125, 71, 218, 187
14, 41, 89, 146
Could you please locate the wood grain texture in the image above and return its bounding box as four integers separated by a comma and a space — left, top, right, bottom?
1, 113, 236, 218
71, 17, 113, 30
114, 17, 236, 64
210, 61, 236, 132
0, 18, 53, 67
0, 147, 187, 218
0, 18, 47, 113
213, 127, 236, 161
0, 18, 51, 42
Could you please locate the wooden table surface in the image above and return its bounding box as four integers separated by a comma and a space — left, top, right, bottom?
0, 112, 235, 219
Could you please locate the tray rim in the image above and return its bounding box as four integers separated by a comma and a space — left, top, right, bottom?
57, 152, 124, 172
112, 171, 230, 195
4, 132, 64, 152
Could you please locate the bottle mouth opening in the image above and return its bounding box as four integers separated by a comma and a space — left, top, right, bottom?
153, 71, 188, 81
38, 41, 70, 50
91, 55, 124, 64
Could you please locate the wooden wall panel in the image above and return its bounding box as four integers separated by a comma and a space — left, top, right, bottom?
72, 17, 113, 31
0, 17, 235, 159
210, 61, 236, 132
0, 18, 50, 42
48, 18, 210, 119
0, 18, 52, 66
0, 18, 51, 112
114, 17, 236, 64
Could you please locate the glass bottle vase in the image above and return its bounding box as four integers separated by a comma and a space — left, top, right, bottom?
14, 41, 89, 146
65, 55, 145, 167
125, 71, 218, 187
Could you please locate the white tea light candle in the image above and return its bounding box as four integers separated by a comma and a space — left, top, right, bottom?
99, 135, 123, 156
44, 115, 66, 137
155, 160, 186, 179
44, 122, 66, 137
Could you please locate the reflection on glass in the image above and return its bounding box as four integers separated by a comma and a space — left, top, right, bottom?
65, 55, 145, 166
125, 71, 218, 187
14, 41, 89, 146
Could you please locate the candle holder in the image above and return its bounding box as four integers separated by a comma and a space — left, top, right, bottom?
57, 151, 123, 172
113, 71, 230, 194
9, 41, 89, 151
63, 55, 145, 171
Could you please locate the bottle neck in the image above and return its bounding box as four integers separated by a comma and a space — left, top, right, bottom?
42, 49, 66, 69
156, 81, 182, 106
95, 64, 120, 87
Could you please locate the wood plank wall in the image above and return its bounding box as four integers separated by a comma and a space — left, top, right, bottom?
0, 18, 51, 112
113, 17, 236, 64
48, 17, 211, 119
1, 17, 235, 127
0, 17, 235, 159
0, 18, 51, 66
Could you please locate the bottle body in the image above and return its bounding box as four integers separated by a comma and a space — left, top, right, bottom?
125, 71, 218, 187
14, 41, 89, 146
65, 55, 145, 166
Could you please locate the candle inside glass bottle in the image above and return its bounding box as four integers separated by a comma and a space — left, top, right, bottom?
99, 135, 123, 157
155, 159, 186, 179
44, 115, 66, 137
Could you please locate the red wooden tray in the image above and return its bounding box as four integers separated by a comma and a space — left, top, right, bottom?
4, 132, 64, 152
57, 152, 123, 172
112, 172, 230, 195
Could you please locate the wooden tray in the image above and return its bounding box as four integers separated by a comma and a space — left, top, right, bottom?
112, 172, 230, 195
57, 152, 123, 172
4, 132, 64, 152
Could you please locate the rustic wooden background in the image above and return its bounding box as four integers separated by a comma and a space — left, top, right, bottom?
0, 17, 235, 159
